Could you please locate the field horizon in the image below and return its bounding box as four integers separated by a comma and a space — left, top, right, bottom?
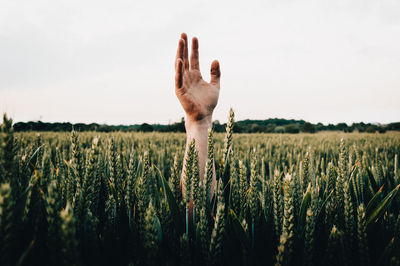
10, 115, 400, 134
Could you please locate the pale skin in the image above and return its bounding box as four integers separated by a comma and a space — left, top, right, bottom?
175, 33, 220, 193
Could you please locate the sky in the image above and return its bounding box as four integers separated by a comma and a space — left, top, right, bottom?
1, 0, 399, 125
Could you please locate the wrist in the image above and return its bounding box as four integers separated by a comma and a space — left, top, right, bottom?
185, 115, 212, 135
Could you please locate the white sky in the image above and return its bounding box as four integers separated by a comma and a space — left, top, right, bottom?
1, 0, 399, 125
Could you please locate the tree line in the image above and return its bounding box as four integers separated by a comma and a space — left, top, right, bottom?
12, 117, 400, 133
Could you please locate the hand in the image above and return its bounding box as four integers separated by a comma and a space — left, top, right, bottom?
175, 33, 221, 124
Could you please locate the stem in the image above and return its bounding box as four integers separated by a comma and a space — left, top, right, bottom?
186, 207, 189, 237
128, 209, 132, 230
252, 221, 255, 248
113, 203, 117, 234
193, 207, 196, 238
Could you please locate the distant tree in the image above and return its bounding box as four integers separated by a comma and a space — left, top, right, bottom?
11, 118, 400, 133
344, 126, 354, 133
274, 126, 285, 133
159, 117, 185, 132
315, 123, 324, 131
139, 123, 154, 132
301, 122, 316, 133
353, 122, 367, 132
387, 122, 400, 131
366, 126, 376, 133
250, 124, 264, 133
234, 123, 245, 133
326, 124, 336, 131
336, 123, 348, 132
179, 117, 185, 132
284, 124, 299, 134
378, 127, 387, 133
265, 124, 276, 133
212, 120, 225, 132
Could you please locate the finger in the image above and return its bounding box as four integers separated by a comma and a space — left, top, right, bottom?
190, 37, 200, 70
210, 60, 221, 86
175, 38, 185, 68
181, 33, 189, 70
175, 58, 184, 89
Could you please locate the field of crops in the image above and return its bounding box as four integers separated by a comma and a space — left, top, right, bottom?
0, 113, 400, 266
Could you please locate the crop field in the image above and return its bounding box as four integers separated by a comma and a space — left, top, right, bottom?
1, 113, 400, 266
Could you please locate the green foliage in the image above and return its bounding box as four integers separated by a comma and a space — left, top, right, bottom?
222, 108, 234, 167
168, 154, 181, 206
273, 170, 284, 239
239, 160, 248, 216
278, 173, 295, 265
304, 208, 316, 266
192, 149, 201, 214
248, 149, 259, 222
59, 203, 78, 265
1, 113, 400, 265
357, 204, 369, 266
143, 200, 160, 265
0, 114, 14, 185
205, 129, 214, 203
0, 183, 14, 264
209, 178, 225, 266
183, 139, 195, 208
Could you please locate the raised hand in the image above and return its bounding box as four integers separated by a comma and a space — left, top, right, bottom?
175, 33, 221, 124
175, 33, 219, 194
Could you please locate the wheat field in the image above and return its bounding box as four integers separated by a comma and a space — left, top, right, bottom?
0, 113, 400, 266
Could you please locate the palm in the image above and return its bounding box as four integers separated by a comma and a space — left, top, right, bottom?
175, 33, 221, 122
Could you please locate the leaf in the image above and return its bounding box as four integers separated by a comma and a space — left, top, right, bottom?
155, 165, 184, 235
222, 229, 242, 266
367, 184, 400, 225
377, 237, 395, 266
366, 167, 379, 193
297, 183, 311, 233
25, 145, 44, 170
154, 215, 163, 243
108, 181, 119, 206
133, 160, 142, 192
229, 209, 261, 266
316, 189, 335, 220
229, 209, 251, 251
366, 185, 384, 216
16, 240, 35, 266
222, 147, 231, 185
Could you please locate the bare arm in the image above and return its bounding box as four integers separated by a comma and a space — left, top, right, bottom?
174, 33, 220, 191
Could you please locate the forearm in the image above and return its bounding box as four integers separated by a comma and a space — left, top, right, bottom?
181, 116, 212, 186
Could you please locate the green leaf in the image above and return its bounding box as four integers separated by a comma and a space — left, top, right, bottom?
133, 160, 142, 192
108, 181, 119, 206
155, 165, 184, 235
366, 185, 384, 216
154, 215, 163, 243
297, 183, 311, 233
316, 189, 335, 220
16, 240, 35, 266
229, 209, 261, 266
367, 184, 400, 225
377, 237, 396, 266
26, 145, 44, 171
229, 209, 251, 251
222, 147, 231, 185
366, 167, 379, 193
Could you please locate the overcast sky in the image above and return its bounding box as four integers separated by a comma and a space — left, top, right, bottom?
1, 0, 399, 125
